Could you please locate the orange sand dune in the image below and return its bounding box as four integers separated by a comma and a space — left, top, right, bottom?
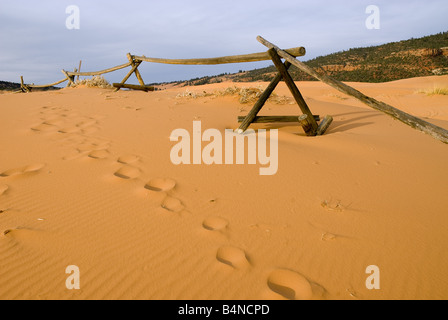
0, 76, 448, 300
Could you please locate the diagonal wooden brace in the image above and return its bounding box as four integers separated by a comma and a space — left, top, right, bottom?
127, 53, 146, 86
61, 69, 75, 87
238, 61, 292, 132
268, 48, 318, 135
114, 60, 143, 92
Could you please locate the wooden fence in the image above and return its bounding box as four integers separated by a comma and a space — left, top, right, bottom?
18, 46, 306, 93
17, 37, 448, 143
19, 61, 133, 93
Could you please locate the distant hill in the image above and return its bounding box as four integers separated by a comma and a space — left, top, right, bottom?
154, 31, 448, 87
0, 81, 21, 91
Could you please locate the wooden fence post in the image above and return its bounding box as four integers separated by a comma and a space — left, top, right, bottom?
20, 76, 30, 93
268, 48, 318, 135
77, 60, 82, 81
127, 53, 146, 87
238, 62, 292, 132
298, 114, 315, 136
316, 115, 334, 135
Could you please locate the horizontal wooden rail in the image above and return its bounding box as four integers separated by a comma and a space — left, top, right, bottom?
67, 62, 132, 76
238, 115, 320, 123
20, 62, 133, 90
133, 47, 305, 65
19, 45, 309, 94
20, 46, 306, 91
112, 83, 155, 92
29, 78, 68, 88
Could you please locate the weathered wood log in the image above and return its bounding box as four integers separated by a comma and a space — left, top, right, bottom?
268, 48, 318, 135
29, 78, 68, 88
133, 47, 306, 65
67, 62, 132, 77
238, 115, 320, 123
77, 60, 82, 81
19, 59, 131, 90
127, 53, 146, 87
257, 35, 448, 144
20, 76, 30, 93
112, 83, 155, 92
61, 70, 75, 87
316, 115, 334, 135
238, 62, 292, 132
298, 114, 315, 136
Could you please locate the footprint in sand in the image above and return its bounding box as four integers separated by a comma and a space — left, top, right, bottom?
2, 227, 53, 248
0, 164, 45, 177
0, 185, 9, 196
58, 126, 80, 134
92, 141, 111, 150
161, 196, 184, 212
0, 167, 23, 177
23, 164, 46, 174
117, 155, 140, 165
114, 166, 141, 180
59, 111, 79, 118
321, 233, 337, 241
76, 119, 97, 128
88, 150, 110, 160
216, 246, 251, 270
78, 140, 110, 151
42, 118, 65, 126
89, 114, 107, 121
145, 178, 176, 192
202, 217, 228, 231
31, 123, 58, 133
76, 143, 97, 152
267, 269, 325, 300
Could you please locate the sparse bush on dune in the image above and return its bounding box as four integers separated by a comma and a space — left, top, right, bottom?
416, 87, 448, 96
214, 86, 262, 103
73, 76, 112, 88
176, 86, 293, 105
175, 90, 214, 99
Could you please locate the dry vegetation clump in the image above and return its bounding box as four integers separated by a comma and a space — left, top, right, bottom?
175, 90, 214, 99
176, 86, 293, 105
416, 87, 448, 96
73, 76, 112, 88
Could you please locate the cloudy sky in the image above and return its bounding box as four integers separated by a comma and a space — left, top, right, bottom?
0, 0, 447, 85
